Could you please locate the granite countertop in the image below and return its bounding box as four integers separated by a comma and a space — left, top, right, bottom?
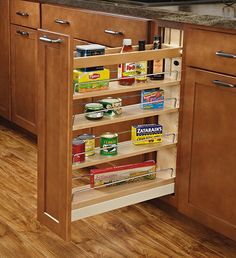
36, 0, 236, 30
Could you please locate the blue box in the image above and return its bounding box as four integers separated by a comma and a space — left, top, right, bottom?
141, 88, 164, 109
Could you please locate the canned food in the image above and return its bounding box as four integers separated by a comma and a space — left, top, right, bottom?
72, 139, 85, 164
78, 134, 95, 156
100, 132, 118, 156
85, 103, 104, 120
99, 97, 122, 117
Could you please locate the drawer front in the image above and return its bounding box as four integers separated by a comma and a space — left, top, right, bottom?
42, 4, 151, 47
185, 28, 236, 76
10, 0, 40, 29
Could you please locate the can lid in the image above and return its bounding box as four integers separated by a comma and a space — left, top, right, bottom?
85, 103, 103, 110
101, 132, 118, 138
72, 139, 85, 145
99, 98, 121, 104
76, 44, 105, 51
123, 39, 132, 46
78, 134, 95, 140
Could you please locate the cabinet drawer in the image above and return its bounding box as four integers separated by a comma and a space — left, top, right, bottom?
185, 28, 236, 76
42, 4, 151, 47
10, 0, 40, 29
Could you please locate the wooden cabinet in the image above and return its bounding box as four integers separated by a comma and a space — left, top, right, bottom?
37, 29, 182, 240
0, 0, 11, 119
41, 4, 153, 47
10, 25, 37, 134
10, 0, 40, 29
179, 27, 236, 241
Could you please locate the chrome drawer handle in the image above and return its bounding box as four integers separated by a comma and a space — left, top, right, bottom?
213, 80, 236, 88
104, 29, 123, 36
216, 51, 236, 59
39, 36, 63, 44
16, 11, 29, 17
17, 30, 29, 37
54, 19, 70, 25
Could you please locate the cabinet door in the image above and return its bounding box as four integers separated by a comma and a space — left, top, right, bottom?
11, 25, 37, 133
179, 67, 236, 241
0, 0, 10, 119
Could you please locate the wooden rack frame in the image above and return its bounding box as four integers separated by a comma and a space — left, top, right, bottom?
37, 29, 182, 240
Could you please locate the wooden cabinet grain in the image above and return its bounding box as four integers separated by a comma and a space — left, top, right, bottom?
179, 67, 236, 241
10, 25, 37, 134
0, 0, 11, 119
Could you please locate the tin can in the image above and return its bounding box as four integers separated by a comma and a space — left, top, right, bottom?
99, 97, 122, 117
78, 134, 95, 156
72, 139, 85, 164
85, 103, 104, 120
100, 132, 118, 156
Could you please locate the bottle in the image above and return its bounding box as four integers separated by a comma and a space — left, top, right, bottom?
118, 39, 135, 86
136, 40, 147, 83
150, 36, 164, 80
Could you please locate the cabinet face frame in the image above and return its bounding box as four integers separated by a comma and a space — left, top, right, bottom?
0, 0, 11, 119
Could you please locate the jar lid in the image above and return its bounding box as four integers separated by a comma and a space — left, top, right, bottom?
123, 39, 132, 46
85, 103, 103, 110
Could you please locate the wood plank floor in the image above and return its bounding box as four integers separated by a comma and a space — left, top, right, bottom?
0, 122, 236, 258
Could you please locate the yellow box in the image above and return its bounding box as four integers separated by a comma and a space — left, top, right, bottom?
73, 69, 110, 93
131, 124, 163, 145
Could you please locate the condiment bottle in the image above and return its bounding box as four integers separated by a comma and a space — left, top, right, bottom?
118, 39, 135, 86
136, 40, 147, 83
150, 36, 164, 80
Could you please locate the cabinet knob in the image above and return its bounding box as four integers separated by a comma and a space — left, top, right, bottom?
16, 11, 29, 17
54, 19, 70, 25
17, 30, 29, 37
104, 29, 123, 36
213, 80, 236, 88
216, 50, 236, 59
39, 36, 63, 44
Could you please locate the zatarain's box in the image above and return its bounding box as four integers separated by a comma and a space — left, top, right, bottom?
131, 124, 163, 145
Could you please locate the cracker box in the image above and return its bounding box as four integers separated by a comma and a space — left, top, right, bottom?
131, 124, 163, 145
141, 88, 164, 109
73, 69, 110, 93
90, 160, 156, 188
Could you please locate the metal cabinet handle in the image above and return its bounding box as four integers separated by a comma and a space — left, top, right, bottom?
16, 11, 29, 17
54, 19, 70, 25
104, 29, 123, 35
216, 50, 236, 59
213, 80, 236, 88
39, 36, 63, 44
17, 30, 29, 37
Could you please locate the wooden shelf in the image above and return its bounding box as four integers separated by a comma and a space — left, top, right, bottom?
73, 104, 178, 131
72, 140, 177, 170
71, 176, 175, 221
73, 78, 180, 100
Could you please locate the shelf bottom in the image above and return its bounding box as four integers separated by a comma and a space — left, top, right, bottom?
71, 177, 175, 222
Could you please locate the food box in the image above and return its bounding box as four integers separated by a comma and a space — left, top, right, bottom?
90, 160, 156, 188
73, 69, 110, 93
76, 44, 105, 72
141, 88, 164, 109
131, 124, 163, 145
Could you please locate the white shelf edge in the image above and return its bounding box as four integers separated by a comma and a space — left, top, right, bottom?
71, 182, 175, 221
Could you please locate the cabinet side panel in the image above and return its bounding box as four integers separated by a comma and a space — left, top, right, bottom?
0, 0, 10, 119
37, 30, 72, 241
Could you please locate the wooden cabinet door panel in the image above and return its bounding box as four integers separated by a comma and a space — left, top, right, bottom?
0, 0, 10, 119
179, 67, 236, 240
11, 25, 37, 133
